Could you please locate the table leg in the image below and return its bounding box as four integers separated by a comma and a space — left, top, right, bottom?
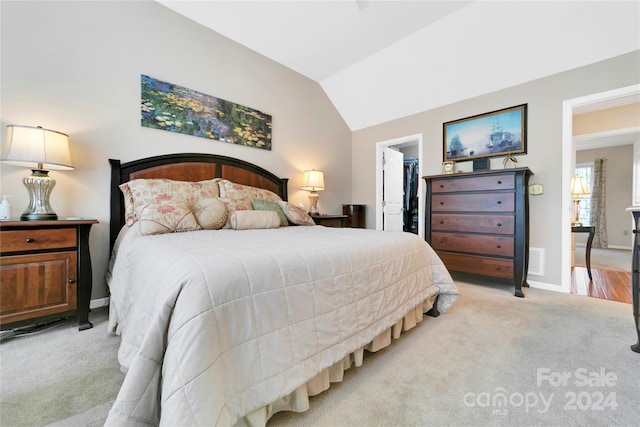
585, 230, 594, 281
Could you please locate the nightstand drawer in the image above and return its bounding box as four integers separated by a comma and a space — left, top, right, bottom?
1, 228, 77, 253
431, 214, 514, 234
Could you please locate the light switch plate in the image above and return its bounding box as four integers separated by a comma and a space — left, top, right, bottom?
529, 183, 544, 195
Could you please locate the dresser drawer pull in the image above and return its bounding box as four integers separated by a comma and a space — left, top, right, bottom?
68, 279, 76, 284
440, 202, 444, 205
439, 239, 444, 243
497, 180, 502, 184
496, 223, 502, 227
497, 244, 502, 248
496, 266, 502, 271
439, 220, 444, 224
25, 238, 34, 243
497, 201, 502, 205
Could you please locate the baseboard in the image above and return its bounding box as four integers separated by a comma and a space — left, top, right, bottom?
90, 297, 110, 309
527, 280, 566, 293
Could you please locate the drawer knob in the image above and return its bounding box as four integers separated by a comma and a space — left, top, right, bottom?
440, 202, 444, 205
69, 279, 76, 284
496, 223, 502, 227
439, 184, 444, 188
497, 180, 502, 184
439, 239, 444, 243
25, 238, 34, 243
497, 244, 502, 248
439, 220, 444, 224
496, 266, 502, 271
497, 201, 502, 205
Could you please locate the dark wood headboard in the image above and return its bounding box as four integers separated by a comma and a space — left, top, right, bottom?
109, 153, 289, 250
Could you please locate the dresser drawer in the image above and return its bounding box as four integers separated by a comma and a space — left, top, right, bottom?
438, 252, 514, 280
430, 174, 515, 193
0, 228, 77, 253
431, 232, 514, 257
432, 193, 514, 213
431, 214, 514, 234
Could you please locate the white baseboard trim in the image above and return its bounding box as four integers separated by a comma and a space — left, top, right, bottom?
90, 297, 110, 309
528, 280, 566, 293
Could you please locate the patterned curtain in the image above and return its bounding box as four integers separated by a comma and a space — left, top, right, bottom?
590, 158, 608, 248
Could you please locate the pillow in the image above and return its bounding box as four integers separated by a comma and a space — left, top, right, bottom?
218, 197, 253, 229
137, 200, 201, 235
277, 201, 316, 226
218, 180, 282, 206
120, 178, 221, 226
191, 198, 228, 230
230, 210, 280, 230
252, 199, 288, 227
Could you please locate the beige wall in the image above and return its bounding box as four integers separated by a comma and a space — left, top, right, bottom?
352, 51, 640, 289
574, 103, 640, 135
0, 1, 352, 300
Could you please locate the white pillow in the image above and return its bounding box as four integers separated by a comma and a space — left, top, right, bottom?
191, 198, 228, 230
230, 210, 280, 230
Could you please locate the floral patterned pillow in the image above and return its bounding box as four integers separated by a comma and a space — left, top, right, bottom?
277, 201, 316, 226
218, 180, 282, 204
137, 200, 201, 235
120, 178, 221, 226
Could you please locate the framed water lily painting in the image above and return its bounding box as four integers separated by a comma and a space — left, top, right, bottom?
443, 104, 527, 162
141, 74, 272, 150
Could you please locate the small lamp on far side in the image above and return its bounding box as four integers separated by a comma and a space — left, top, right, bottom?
301, 169, 324, 215
570, 175, 590, 226
1, 125, 74, 220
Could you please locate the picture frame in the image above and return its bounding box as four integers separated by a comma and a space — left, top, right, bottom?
442, 161, 455, 174
443, 104, 527, 162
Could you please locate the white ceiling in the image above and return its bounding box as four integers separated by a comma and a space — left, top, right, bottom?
158, 1, 640, 131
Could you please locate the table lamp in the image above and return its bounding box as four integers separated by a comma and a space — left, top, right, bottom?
301, 169, 324, 215
1, 125, 74, 220
570, 175, 590, 226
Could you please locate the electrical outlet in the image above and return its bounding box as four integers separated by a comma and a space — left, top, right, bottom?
529, 183, 544, 195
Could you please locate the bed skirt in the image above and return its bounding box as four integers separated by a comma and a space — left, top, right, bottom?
235, 295, 438, 427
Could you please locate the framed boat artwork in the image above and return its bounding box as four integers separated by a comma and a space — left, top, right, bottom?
443, 104, 527, 162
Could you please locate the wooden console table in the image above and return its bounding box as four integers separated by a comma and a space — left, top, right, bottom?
626, 207, 639, 354
572, 225, 595, 280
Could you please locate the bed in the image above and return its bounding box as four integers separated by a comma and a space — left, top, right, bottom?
104, 153, 459, 426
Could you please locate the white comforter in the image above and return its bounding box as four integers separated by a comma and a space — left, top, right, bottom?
105, 224, 458, 426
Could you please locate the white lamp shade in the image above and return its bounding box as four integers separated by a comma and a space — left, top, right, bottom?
2, 125, 74, 170
301, 169, 325, 191
570, 175, 590, 196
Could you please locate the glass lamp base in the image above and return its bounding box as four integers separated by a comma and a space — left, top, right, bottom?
21, 169, 58, 221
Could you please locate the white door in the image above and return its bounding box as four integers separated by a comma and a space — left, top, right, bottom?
382, 147, 404, 231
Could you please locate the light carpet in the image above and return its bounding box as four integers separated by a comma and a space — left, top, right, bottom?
0, 280, 637, 426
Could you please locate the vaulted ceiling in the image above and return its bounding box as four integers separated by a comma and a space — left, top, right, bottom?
158, 1, 639, 131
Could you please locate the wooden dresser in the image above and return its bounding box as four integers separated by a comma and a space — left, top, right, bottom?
0, 219, 98, 331
424, 168, 532, 297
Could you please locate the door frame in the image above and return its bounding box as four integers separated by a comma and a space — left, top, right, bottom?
561, 83, 640, 293
375, 133, 423, 238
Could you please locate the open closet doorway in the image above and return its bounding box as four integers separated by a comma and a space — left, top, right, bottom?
561, 84, 640, 294
375, 134, 423, 238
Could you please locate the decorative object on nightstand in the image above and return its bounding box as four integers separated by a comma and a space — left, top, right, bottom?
570, 175, 590, 226
1, 125, 74, 221
301, 169, 324, 215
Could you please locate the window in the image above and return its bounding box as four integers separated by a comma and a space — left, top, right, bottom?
575, 163, 593, 225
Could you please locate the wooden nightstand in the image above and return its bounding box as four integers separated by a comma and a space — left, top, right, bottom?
0, 219, 98, 331
311, 214, 347, 228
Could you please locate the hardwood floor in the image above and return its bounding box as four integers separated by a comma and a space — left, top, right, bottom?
571, 266, 632, 304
